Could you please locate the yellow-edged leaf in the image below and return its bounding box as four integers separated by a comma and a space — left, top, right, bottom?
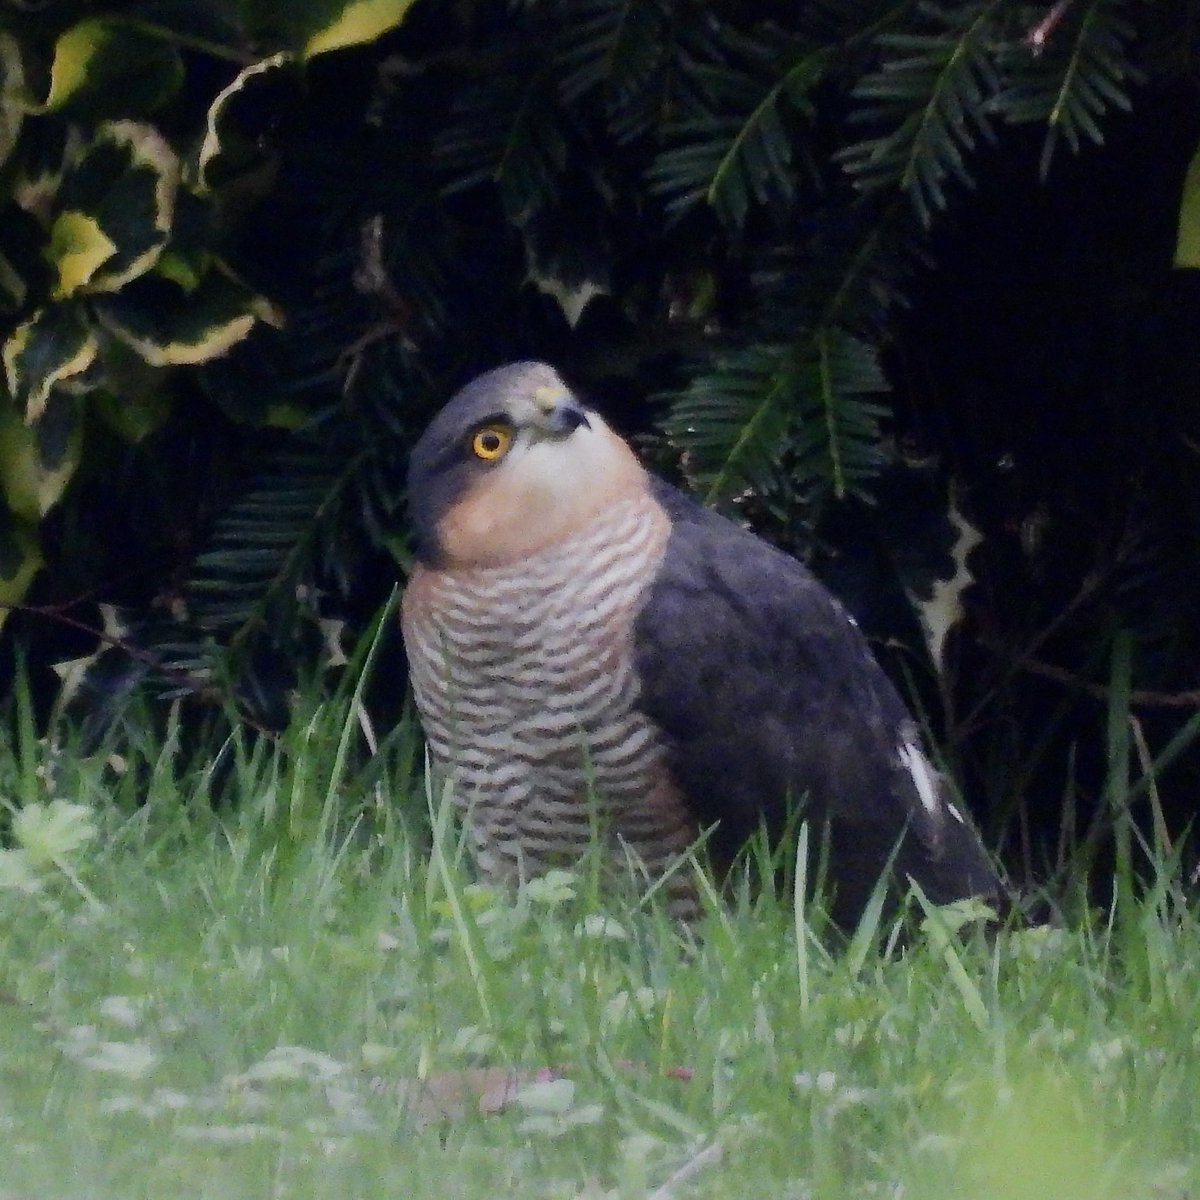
43, 20, 111, 112
111, 313, 257, 366
83, 334, 173, 442
78, 122, 179, 293
43, 18, 182, 118
304, 0, 418, 58
196, 52, 292, 194
47, 122, 180, 296
1175, 141, 1200, 270
48, 210, 118, 297
2, 306, 98, 422
0, 391, 82, 519
94, 270, 280, 367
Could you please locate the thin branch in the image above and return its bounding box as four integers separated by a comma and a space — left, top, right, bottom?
0, 601, 277, 735
951, 493, 1155, 742
1000, 651, 1200, 710
121, 17, 257, 66
648, 1139, 725, 1200
950, 565, 1106, 742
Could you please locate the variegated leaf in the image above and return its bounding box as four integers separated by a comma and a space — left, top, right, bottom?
304, 0, 419, 58
3, 305, 98, 422
54, 121, 180, 293
43, 18, 184, 119
12, 122, 77, 226
93, 269, 280, 367
1175, 141, 1200, 270
47, 210, 117, 297
196, 53, 293, 194
0, 390, 82, 520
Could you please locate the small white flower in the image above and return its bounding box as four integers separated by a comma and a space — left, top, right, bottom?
915, 1132, 960, 1155
360, 1042, 396, 1068
59, 1023, 98, 1050
177, 1123, 287, 1145
792, 1070, 838, 1094
78, 1041, 160, 1079
517, 1077, 576, 1114
523, 870, 577, 907
12, 801, 96, 867
150, 1088, 196, 1111
574, 914, 627, 941
1086, 1037, 1128, 1070
1008, 925, 1068, 962
320, 1086, 378, 1133
233, 1045, 346, 1085
603, 989, 656, 1032
100, 1095, 159, 1118
834, 1021, 867, 1048
448, 1025, 495, 1059
518, 1100, 604, 1139
97, 996, 143, 1029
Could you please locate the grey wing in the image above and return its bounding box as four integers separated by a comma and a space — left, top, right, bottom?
634, 481, 1002, 926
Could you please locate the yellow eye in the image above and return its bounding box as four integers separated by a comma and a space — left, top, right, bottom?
471, 425, 512, 461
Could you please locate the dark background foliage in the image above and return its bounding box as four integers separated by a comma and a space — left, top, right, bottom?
2, 0, 1198, 893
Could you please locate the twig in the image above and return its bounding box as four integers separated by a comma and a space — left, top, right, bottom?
952, 566, 1107, 742
120, 18, 256, 65
341, 214, 421, 392
0, 600, 277, 735
648, 1140, 725, 1200
954, 494, 1194, 741
10, 604, 169, 673
1003, 652, 1200, 710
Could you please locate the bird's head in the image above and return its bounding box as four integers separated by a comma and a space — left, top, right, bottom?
406, 362, 646, 568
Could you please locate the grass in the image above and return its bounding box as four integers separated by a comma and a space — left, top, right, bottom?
1, 687, 1199, 1199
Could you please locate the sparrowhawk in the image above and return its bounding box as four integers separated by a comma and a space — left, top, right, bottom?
401, 362, 1002, 925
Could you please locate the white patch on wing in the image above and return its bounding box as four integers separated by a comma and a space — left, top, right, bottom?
897, 742, 941, 816
947, 802, 965, 824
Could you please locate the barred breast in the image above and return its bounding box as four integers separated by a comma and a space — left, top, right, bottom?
401, 492, 699, 909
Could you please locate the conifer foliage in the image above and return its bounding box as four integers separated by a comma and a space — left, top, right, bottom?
0, 0, 1197, 859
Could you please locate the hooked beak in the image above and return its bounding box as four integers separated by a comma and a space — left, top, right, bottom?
533, 385, 591, 436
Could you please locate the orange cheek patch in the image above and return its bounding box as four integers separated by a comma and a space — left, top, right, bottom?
438, 469, 584, 567
436, 427, 647, 569
437, 478, 517, 564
